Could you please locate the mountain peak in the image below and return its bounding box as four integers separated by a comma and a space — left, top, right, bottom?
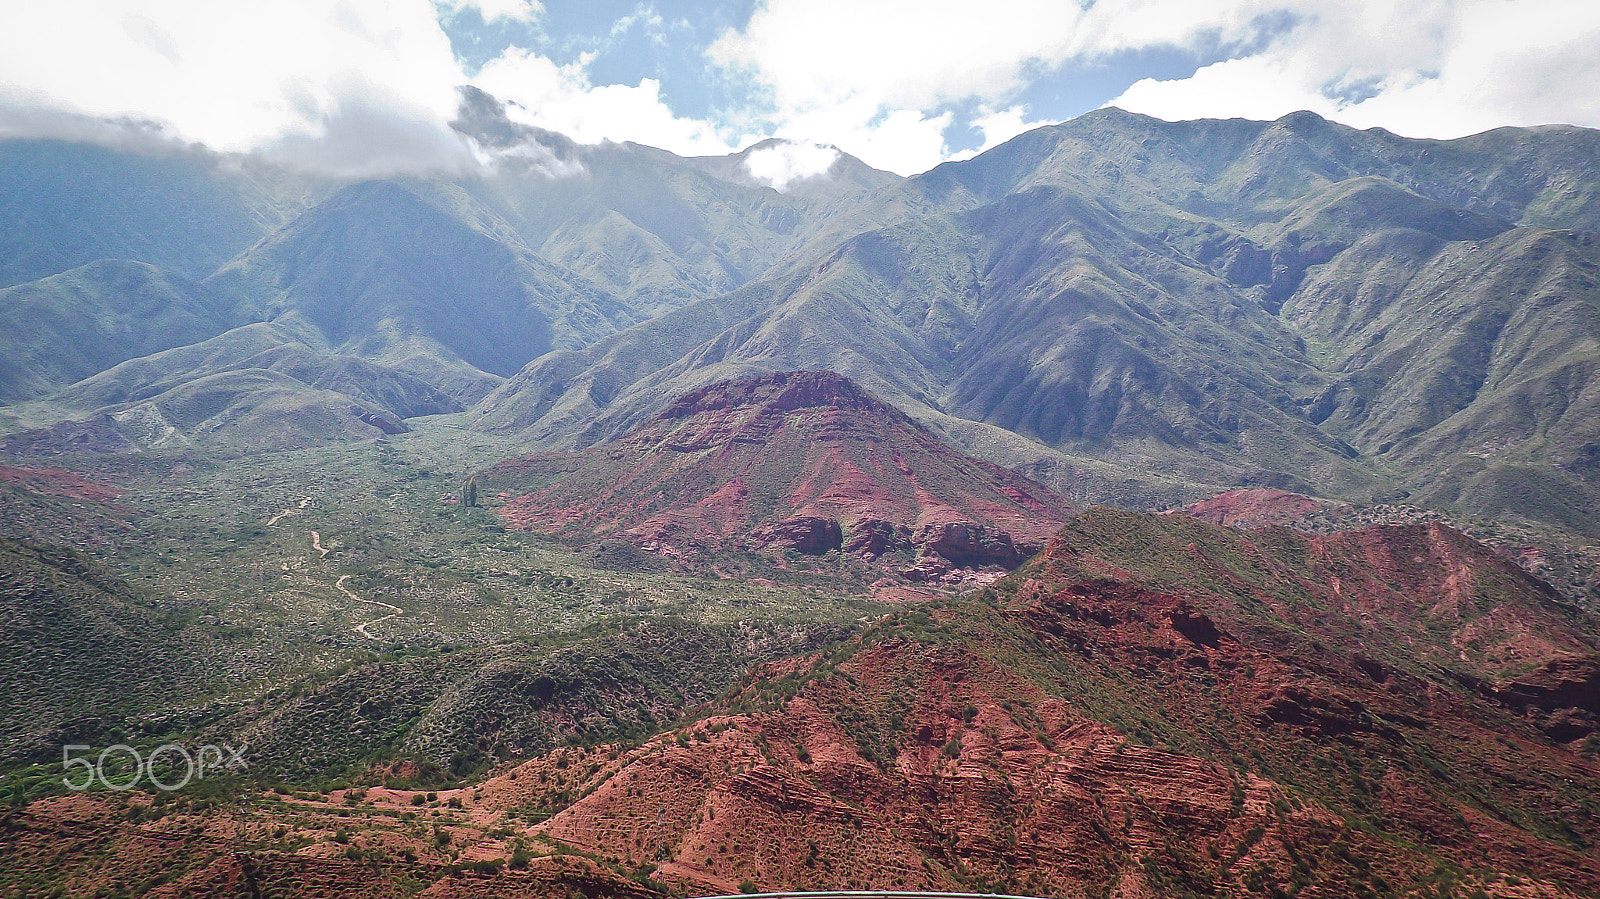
482, 371, 1073, 582
653, 370, 896, 422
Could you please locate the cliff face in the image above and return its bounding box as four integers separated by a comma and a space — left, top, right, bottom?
481, 371, 1073, 579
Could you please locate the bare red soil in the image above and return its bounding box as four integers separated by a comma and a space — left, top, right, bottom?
1175, 487, 1333, 529
484, 371, 1073, 579
10, 510, 1599, 899
0, 464, 123, 503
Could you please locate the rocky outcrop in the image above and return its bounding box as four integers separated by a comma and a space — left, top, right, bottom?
1175, 487, 1333, 530
654, 369, 897, 422
348, 404, 408, 435
745, 516, 843, 555
1167, 604, 1223, 648
1494, 655, 1600, 742
1, 415, 139, 456
1256, 684, 1400, 741
913, 521, 1023, 568
843, 518, 912, 558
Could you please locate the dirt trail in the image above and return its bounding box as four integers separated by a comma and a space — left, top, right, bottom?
336, 574, 403, 641
266, 495, 312, 527
270, 492, 400, 641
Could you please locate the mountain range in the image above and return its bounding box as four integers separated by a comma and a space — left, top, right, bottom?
471, 109, 1600, 532
5, 99, 1600, 897
4, 103, 1599, 533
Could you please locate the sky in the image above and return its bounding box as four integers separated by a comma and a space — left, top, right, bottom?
1, 0, 1597, 178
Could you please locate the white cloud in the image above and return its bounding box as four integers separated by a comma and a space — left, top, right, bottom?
2, 0, 1597, 180
610, 4, 665, 40
1113, 55, 1326, 124
0, 0, 474, 174
440, 0, 542, 25
709, 0, 1088, 112
707, 0, 1600, 173
471, 47, 745, 157
972, 105, 1058, 152
743, 140, 840, 191
764, 99, 953, 175
263, 73, 478, 177
1108, 0, 1600, 139
708, 0, 1089, 173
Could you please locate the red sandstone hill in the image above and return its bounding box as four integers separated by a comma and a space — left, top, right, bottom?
481, 371, 1074, 580
1175, 486, 1336, 530
11, 509, 1600, 898
470, 508, 1600, 898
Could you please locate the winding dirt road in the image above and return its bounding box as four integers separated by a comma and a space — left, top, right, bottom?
265, 495, 312, 527
336, 574, 403, 640
267, 494, 402, 642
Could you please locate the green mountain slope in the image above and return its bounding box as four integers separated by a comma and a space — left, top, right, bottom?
0, 259, 230, 402
0, 139, 322, 289
1298, 226, 1600, 529
202, 617, 844, 782
471, 109, 1600, 529
2, 316, 458, 448
0, 538, 202, 763
208, 179, 635, 393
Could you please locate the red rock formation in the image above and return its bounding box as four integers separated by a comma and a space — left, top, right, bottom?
1175, 487, 1331, 529
499, 509, 1600, 898
1494, 655, 1600, 742
746, 516, 844, 555
842, 518, 912, 559
0, 464, 124, 503
483, 371, 1073, 574
911, 522, 1023, 568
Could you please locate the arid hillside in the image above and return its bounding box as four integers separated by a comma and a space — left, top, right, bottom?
482, 371, 1074, 584
9, 509, 1596, 899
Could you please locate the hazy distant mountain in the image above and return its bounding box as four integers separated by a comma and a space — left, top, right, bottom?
1, 318, 450, 453
208, 178, 634, 398
0, 102, 901, 451
472, 109, 1600, 530
0, 139, 324, 289
0, 259, 229, 402
684, 136, 906, 200
451, 87, 902, 316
